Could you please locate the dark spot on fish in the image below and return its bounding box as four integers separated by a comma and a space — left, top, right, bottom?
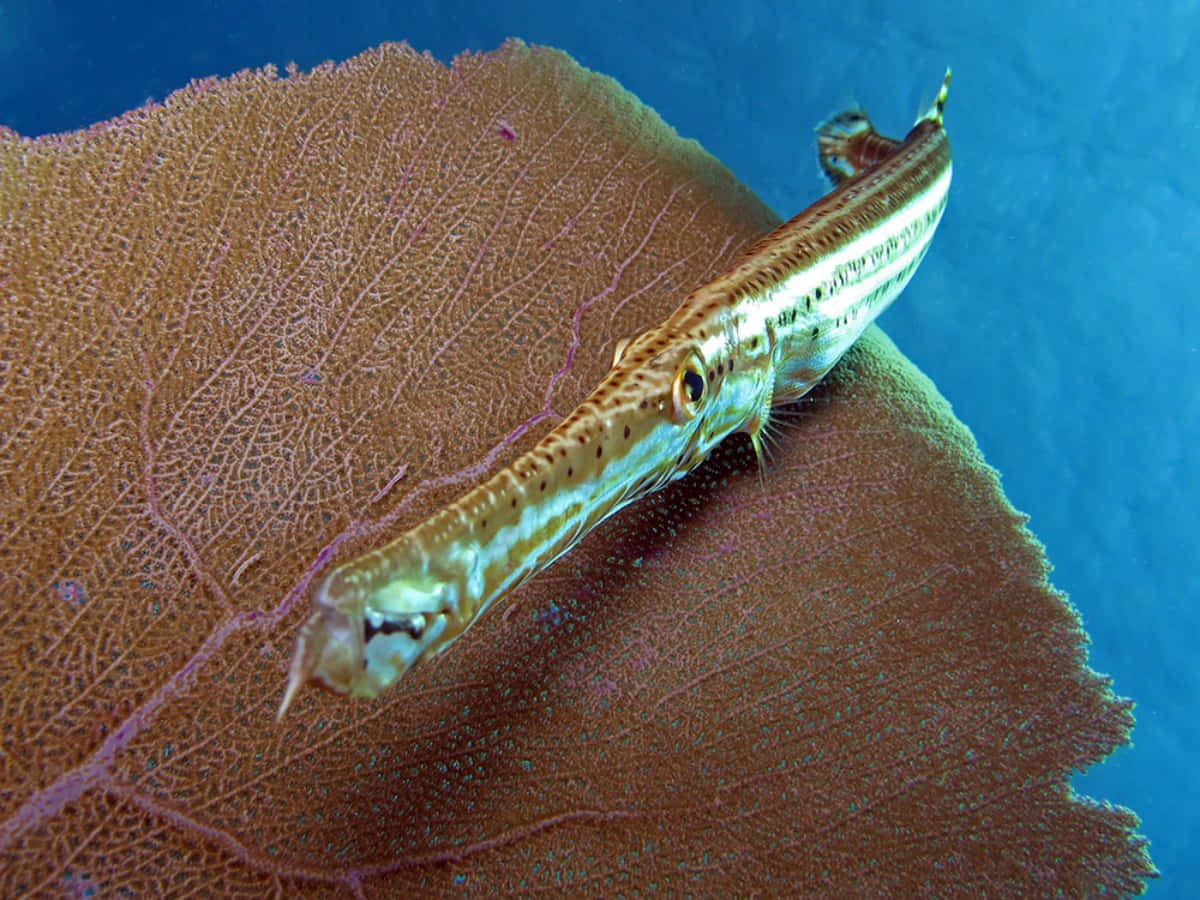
567, 467, 573, 477
596, 445, 603, 458
623, 425, 631, 439
511, 497, 518, 508
539, 480, 546, 491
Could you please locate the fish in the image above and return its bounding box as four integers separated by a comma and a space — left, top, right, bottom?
279, 70, 953, 718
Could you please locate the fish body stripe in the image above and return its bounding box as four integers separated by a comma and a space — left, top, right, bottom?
692, 123, 951, 403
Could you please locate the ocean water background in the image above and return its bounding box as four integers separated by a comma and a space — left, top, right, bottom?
1, 0, 1193, 893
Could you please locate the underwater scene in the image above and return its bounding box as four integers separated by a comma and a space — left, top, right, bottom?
0, 0, 1191, 895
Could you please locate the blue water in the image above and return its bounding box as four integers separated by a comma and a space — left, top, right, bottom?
2, 0, 1193, 892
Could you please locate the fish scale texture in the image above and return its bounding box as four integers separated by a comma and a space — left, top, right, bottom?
0, 39, 1152, 895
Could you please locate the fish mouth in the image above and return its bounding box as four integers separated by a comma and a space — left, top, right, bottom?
278, 596, 362, 718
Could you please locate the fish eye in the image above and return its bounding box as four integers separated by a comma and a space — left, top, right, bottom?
671, 353, 707, 422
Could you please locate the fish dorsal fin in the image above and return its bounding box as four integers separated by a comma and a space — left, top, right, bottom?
815, 109, 874, 185
815, 108, 898, 186
816, 68, 952, 187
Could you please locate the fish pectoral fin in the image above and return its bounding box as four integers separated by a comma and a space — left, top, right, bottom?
611, 335, 634, 368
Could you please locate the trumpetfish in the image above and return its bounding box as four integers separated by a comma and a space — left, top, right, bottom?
279, 71, 953, 717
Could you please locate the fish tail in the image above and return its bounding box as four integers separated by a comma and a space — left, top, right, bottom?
917, 68, 952, 126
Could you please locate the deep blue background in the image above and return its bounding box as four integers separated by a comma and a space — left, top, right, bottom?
2, 0, 1193, 892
